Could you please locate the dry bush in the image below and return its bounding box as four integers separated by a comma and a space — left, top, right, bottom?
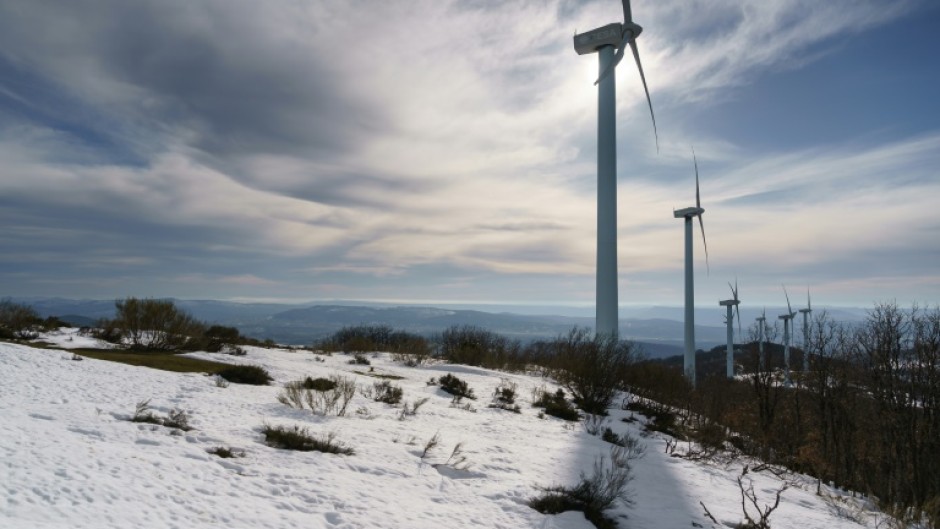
277, 375, 356, 416
550, 328, 638, 415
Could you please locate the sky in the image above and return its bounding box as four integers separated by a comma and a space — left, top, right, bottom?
1, 0, 939, 310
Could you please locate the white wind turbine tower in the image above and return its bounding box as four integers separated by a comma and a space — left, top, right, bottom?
719, 280, 741, 379
798, 289, 812, 372
674, 151, 708, 385
755, 309, 767, 371
778, 287, 798, 385
573, 0, 658, 338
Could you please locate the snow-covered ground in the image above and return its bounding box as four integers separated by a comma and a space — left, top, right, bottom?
2, 329, 891, 529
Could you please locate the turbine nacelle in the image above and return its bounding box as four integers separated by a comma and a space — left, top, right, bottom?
719, 299, 740, 307
574, 23, 642, 55
673, 206, 704, 219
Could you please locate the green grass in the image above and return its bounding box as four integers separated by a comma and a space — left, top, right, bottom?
71, 348, 235, 373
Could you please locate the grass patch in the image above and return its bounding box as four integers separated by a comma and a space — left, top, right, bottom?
208, 446, 244, 458
260, 424, 354, 455
72, 348, 234, 373
353, 370, 405, 380
217, 364, 272, 385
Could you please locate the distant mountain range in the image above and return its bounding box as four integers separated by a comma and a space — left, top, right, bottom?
11, 297, 870, 360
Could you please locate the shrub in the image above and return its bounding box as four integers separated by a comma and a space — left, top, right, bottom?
624, 399, 684, 439
276, 375, 356, 416
217, 364, 273, 385
533, 387, 580, 421
371, 381, 403, 405
130, 399, 193, 431
489, 378, 521, 413
0, 299, 42, 340
317, 325, 429, 358
132, 399, 161, 425
398, 398, 430, 420
530, 451, 637, 529
601, 427, 622, 446
550, 328, 638, 415
348, 353, 371, 366
439, 325, 527, 370
260, 424, 354, 455
438, 373, 476, 400
101, 298, 205, 351
390, 335, 431, 366
207, 446, 244, 458
163, 408, 192, 431
303, 377, 336, 391
204, 325, 242, 352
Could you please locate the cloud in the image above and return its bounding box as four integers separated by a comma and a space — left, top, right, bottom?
0, 0, 936, 304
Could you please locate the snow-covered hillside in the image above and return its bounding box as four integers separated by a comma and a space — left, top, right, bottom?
1, 330, 890, 529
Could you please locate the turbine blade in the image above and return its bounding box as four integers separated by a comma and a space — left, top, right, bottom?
693, 149, 701, 209
807, 288, 812, 312
621, 0, 633, 23
735, 305, 742, 338
735, 278, 739, 302
698, 214, 709, 274
728, 281, 735, 299
629, 38, 659, 152
784, 285, 792, 315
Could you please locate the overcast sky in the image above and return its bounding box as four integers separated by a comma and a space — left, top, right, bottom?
1, 0, 938, 309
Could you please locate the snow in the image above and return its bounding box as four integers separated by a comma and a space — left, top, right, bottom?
1, 329, 890, 529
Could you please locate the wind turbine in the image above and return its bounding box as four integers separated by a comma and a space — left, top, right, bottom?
573, 0, 658, 338
719, 280, 741, 379
798, 289, 812, 372
778, 286, 798, 385
674, 150, 708, 385
755, 309, 767, 371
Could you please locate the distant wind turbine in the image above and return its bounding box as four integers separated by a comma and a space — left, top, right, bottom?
798, 289, 812, 372
573, 0, 658, 338
674, 150, 708, 385
755, 308, 767, 371
778, 286, 798, 385
719, 280, 741, 379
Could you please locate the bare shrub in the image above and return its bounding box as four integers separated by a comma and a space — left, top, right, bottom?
398, 397, 430, 420
277, 375, 356, 416
130, 399, 192, 431
420, 431, 440, 459
737, 467, 786, 529
584, 414, 609, 435
550, 328, 638, 415
530, 447, 640, 529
